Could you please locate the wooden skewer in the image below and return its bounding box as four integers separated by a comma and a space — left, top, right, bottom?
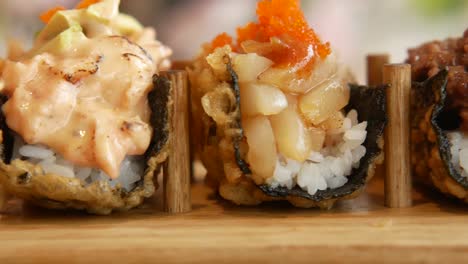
0, 185, 7, 211
383, 64, 412, 208
171, 61, 191, 71
367, 54, 389, 86
367, 54, 390, 180
161, 70, 192, 213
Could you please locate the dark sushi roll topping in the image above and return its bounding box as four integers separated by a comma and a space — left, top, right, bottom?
407, 29, 467, 131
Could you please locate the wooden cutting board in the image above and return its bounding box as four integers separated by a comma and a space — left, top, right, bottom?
1, 176, 467, 264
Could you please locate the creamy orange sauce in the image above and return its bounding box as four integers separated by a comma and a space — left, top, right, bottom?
2, 36, 155, 178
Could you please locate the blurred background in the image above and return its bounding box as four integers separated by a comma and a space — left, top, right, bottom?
0, 0, 466, 82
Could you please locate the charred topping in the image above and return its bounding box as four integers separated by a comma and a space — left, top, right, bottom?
122, 53, 144, 62
16, 172, 30, 185
40, 55, 103, 85
225, 56, 251, 175
259, 84, 387, 201
120, 121, 144, 133
66, 55, 102, 84
109, 35, 153, 62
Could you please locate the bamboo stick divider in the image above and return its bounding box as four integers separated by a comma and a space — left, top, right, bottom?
367, 54, 389, 86
170, 61, 191, 71
366, 54, 389, 185
0, 186, 6, 211
383, 64, 412, 208
160, 70, 192, 213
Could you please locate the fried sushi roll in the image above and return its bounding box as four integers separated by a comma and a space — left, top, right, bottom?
189, 0, 387, 208
0, 0, 172, 214
409, 29, 468, 202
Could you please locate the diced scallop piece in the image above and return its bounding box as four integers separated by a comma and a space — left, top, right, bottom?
258, 53, 338, 94
240, 40, 274, 55
309, 127, 326, 152
240, 83, 288, 116
257, 67, 291, 91
243, 116, 277, 180
319, 111, 345, 131
232, 53, 273, 83
299, 79, 350, 126
299, 53, 338, 92
270, 103, 313, 162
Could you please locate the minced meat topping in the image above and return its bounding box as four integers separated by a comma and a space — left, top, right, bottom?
407, 29, 468, 131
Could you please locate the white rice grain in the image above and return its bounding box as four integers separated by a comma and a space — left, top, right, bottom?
266, 109, 368, 196
308, 152, 324, 163
19, 145, 54, 159
460, 149, 468, 173
327, 176, 348, 189
14, 140, 144, 192
42, 163, 75, 178
76, 168, 92, 181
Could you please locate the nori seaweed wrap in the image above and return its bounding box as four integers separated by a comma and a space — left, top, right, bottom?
409, 29, 468, 201
0, 0, 173, 214
189, 0, 387, 208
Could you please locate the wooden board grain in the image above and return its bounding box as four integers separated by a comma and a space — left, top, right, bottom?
0, 176, 468, 264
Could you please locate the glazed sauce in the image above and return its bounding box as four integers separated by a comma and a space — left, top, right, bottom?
209, 0, 330, 71
1, 36, 155, 178
407, 29, 468, 132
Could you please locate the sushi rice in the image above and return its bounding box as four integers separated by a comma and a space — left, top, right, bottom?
266, 109, 367, 195
448, 132, 468, 179
13, 136, 144, 191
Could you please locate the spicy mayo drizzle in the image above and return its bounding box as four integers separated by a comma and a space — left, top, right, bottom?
2, 36, 155, 178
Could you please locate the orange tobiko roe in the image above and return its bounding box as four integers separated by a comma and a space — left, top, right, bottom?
209, 33, 234, 52
210, 0, 331, 70
39, 0, 101, 24
75, 0, 101, 9
39, 6, 66, 24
